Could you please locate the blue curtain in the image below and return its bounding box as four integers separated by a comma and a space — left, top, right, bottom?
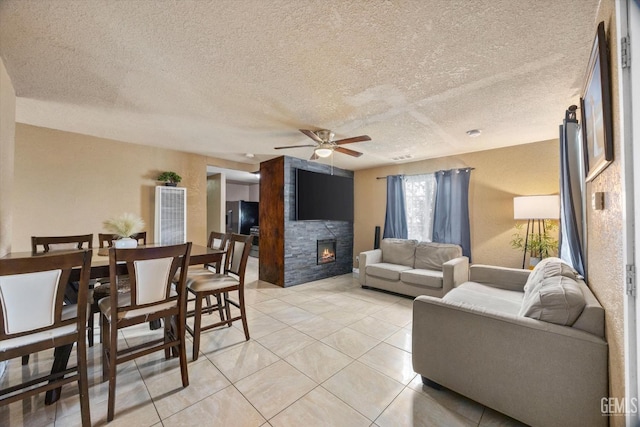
559, 108, 586, 277
383, 175, 408, 239
433, 169, 472, 260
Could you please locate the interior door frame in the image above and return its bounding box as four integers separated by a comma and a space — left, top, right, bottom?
619, 0, 639, 425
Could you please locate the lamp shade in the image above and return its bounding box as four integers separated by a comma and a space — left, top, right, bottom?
315, 147, 333, 158
513, 195, 560, 219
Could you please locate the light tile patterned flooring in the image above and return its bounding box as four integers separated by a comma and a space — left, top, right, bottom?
0, 258, 527, 426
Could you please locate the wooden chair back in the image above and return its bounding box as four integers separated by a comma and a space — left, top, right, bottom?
98, 232, 147, 248
131, 232, 147, 244
224, 233, 253, 281
205, 231, 229, 271
31, 234, 93, 254
107, 243, 191, 321
207, 231, 229, 251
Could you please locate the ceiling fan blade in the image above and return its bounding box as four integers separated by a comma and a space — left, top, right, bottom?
274, 144, 317, 150
334, 135, 371, 145
299, 129, 324, 143
334, 146, 363, 157
309, 152, 319, 161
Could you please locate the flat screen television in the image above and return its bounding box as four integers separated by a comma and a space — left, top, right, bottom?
296, 169, 354, 221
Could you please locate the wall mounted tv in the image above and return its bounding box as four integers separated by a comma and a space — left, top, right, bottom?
296, 169, 354, 221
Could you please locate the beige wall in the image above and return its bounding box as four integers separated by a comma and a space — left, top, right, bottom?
587, 0, 626, 417
354, 139, 559, 268
12, 124, 211, 251
207, 174, 225, 236
0, 58, 16, 257
226, 182, 259, 202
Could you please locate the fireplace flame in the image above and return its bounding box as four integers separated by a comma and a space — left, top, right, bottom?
322, 248, 335, 260
318, 240, 336, 265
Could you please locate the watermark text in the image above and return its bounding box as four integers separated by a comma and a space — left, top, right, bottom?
601, 397, 639, 416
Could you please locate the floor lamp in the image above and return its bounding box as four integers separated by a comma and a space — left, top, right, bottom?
513, 195, 560, 269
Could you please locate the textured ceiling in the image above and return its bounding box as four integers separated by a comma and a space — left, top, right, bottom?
0, 0, 601, 170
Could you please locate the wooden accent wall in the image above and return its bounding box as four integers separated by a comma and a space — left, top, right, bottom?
259, 157, 285, 286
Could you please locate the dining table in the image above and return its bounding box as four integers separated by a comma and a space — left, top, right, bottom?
0, 243, 224, 404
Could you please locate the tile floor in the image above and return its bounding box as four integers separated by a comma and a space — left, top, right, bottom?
0, 258, 527, 426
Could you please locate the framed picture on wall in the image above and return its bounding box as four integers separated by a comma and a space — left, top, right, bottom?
580, 21, 613, 182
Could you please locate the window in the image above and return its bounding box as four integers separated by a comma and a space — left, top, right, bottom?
404, 174, 436, 242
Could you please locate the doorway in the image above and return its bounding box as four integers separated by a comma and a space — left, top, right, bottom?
206, 166, 260, 256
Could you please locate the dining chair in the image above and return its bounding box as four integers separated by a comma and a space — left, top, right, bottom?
88, 232, 148, 346
31, 234, 93, 254
183, 233, 252, 361
99, 243, 191, 422
0, 249, 92, 427
25, 234, 93, 364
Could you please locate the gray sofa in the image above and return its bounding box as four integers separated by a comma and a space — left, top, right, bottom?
359, 238, 468, 298
412, 259, 608, 427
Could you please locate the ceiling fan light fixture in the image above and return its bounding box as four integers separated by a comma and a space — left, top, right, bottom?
285, 129, 366, 158
315, 147, 333, 158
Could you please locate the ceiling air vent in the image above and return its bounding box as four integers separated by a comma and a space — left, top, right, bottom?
392, 154, 414, 161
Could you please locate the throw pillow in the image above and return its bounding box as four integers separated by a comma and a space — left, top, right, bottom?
380, 238, 418, 267
414, 242, 462, 271
518, 276, 586, 326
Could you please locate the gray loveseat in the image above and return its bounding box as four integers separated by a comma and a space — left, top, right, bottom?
412, 258, 608, 427
358, 238, 469, 298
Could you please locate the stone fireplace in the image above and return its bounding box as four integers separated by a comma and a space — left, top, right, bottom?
317, 239, 336, 265
259, 156, 352, 287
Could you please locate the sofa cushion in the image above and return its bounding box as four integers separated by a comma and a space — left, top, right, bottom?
519, 276, 586, 326
366, 263, 413, 281
457, 282, 525, 306
524, 257, 579, 292
443, 283, 523, 316
380, 238, 418, 267
400, 269, 443, 289
414, 242, 462, 271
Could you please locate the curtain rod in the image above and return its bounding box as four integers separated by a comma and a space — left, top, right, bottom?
375, 167, 475, 180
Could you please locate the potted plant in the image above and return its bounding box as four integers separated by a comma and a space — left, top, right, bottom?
157, 171, 182, 187
510, 221, 559, 268
103, 213, 145, 248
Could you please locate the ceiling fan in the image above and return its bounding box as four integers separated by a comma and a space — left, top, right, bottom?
275, 129, 371, 160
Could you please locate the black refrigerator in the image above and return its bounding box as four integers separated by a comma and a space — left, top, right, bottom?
226, 201, 259, 235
